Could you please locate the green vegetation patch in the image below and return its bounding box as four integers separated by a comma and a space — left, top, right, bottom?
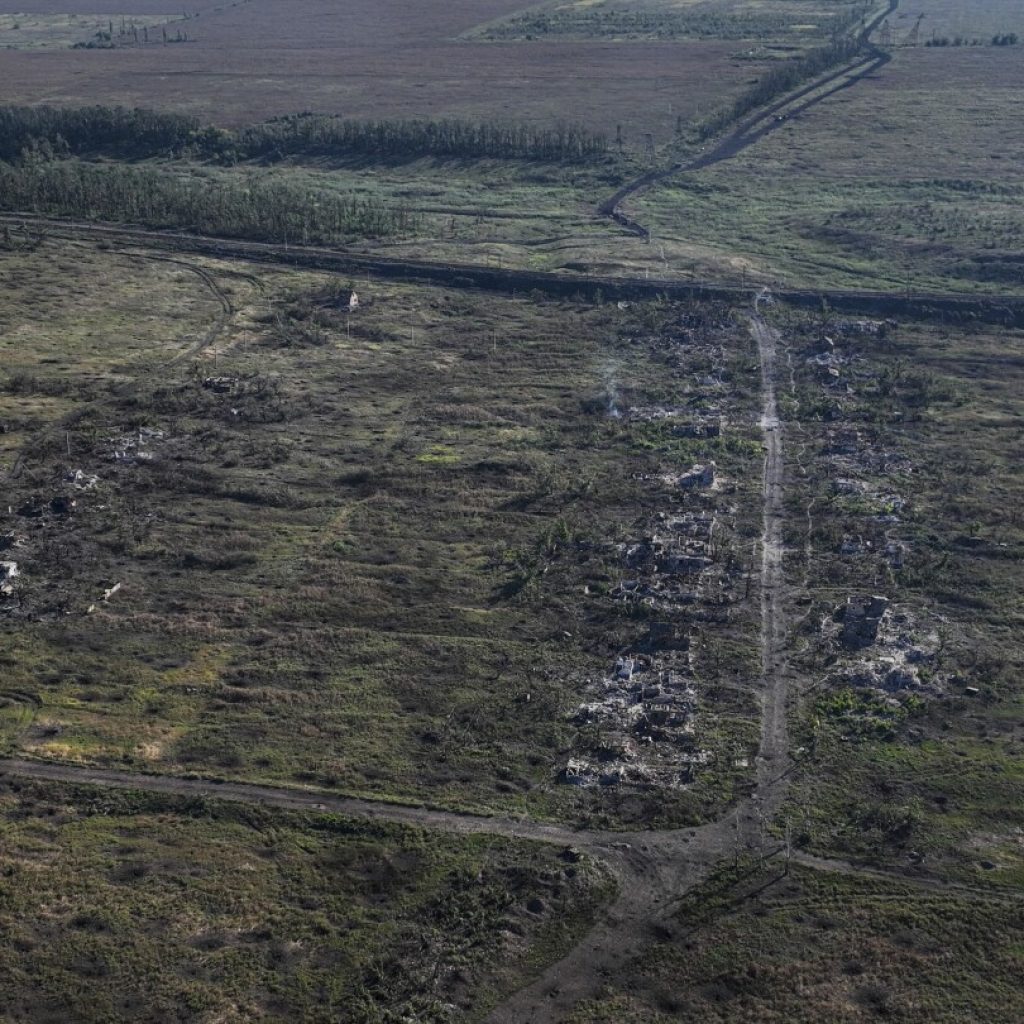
0, 777, 612, 1023
470, 0, 869, 43
635, 49, 1024, 294
568, 862, 1024, 1022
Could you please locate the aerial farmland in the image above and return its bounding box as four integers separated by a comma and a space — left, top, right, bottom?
0, 0, 1022, 1021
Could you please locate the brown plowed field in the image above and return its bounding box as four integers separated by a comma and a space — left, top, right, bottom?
0, 0, 758, 139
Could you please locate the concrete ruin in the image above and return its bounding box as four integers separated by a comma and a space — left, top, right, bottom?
839, 594, 889, 650
111, 427, 165, 463
566, 474, 732, 785
678, 462, 716, 490
202, 376, 238, 394
66, 469, 100, 491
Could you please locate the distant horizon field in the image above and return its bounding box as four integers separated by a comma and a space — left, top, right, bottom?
0, 0, 763, 142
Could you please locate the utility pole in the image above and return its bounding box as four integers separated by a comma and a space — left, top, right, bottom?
903, 13, 925, 46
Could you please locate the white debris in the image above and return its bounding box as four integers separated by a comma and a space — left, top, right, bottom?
0, 561, 19, 596
111, 427, 165, 463
66, 469, 100, 490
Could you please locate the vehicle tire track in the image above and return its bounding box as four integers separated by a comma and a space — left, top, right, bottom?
2, 246, 237, 484
599, 0, 898, 239
792, 851, 1024, 904
111, 248, 236, 365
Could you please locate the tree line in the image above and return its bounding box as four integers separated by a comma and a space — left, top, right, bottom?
700, 34, 863, 138
0, 106, 201, 161
235, 114, 608, 163
0, 105, 609, 165
0, 160, 420, 242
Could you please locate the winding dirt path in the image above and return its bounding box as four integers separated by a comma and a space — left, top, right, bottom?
599, 0, 898, 238
791, 852, 1024, 905
2, 246, 240, 485
114, 249, 236, 365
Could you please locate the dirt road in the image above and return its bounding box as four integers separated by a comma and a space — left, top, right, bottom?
3, 214, 1022, 327
751, 306, 790, 824
481, 303, 793, 1021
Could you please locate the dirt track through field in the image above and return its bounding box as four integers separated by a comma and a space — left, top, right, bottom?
3, 212, 1023, 326
2, 247, 243, 486
480, 303, 792, 1023
598, 0, 898, 238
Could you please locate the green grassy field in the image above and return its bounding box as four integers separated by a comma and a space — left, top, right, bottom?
0, 776, 611, 1023
566, 862, 1024, 1022
632, 47, 1024, 293
138, 155, 638, 272
0, 239, 765, 828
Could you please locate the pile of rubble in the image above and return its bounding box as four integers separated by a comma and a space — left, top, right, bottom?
612, 511, 722, 612
1, 559, 19, 596
561, 308, 750, 790
823, 595, 944, 699
110, 427, 165, 464
797, 316, 946, 710
1, 424, 160, 614
564, 482, 739, 787
562, 644, 706, 788
625, 406, 727, 439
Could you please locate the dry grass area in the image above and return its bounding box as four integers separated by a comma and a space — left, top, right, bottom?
0, 776, 612, 1023
0, 242, 228, 465
0, 12, 176, 49
733, 47, 1024, 181
0, 0, 759, 142
901, 0, 1024, 38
